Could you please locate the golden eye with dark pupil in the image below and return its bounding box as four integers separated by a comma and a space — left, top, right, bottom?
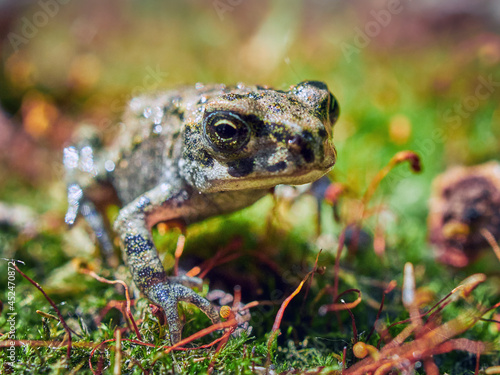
214, 120, 237, 139
203, 111, 250, 153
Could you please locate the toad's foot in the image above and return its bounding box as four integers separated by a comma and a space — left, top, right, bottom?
147, 280, 221, 345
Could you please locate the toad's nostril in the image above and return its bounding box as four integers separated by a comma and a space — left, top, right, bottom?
287, 134, 302, 147
287, 134, 315, 163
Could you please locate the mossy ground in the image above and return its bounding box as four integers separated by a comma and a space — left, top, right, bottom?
1, 1, 500, 373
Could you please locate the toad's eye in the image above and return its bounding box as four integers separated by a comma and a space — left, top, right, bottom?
203, 111, 250, 153
214, 120, 237, 139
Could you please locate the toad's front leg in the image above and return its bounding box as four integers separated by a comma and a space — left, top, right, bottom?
113, 186, 220, 344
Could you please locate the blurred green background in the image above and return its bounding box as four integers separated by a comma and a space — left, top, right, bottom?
1, 0, 500, 372
2, 0, 500, 191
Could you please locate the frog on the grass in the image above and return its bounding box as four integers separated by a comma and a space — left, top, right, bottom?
64, 81, 340, 344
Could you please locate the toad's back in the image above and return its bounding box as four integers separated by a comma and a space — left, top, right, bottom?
87, 86, 229, 204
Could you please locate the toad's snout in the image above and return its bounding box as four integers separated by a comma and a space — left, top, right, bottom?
287, 134, 315, 164
286, 131, 336, 169
323, 140, 337, 169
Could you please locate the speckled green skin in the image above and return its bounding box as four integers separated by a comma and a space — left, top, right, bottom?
65, 81, 339, 344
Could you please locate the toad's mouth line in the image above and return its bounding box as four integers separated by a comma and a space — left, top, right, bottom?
207, 164, 335, 193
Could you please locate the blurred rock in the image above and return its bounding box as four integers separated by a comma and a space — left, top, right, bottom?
428, 161, 500, 266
